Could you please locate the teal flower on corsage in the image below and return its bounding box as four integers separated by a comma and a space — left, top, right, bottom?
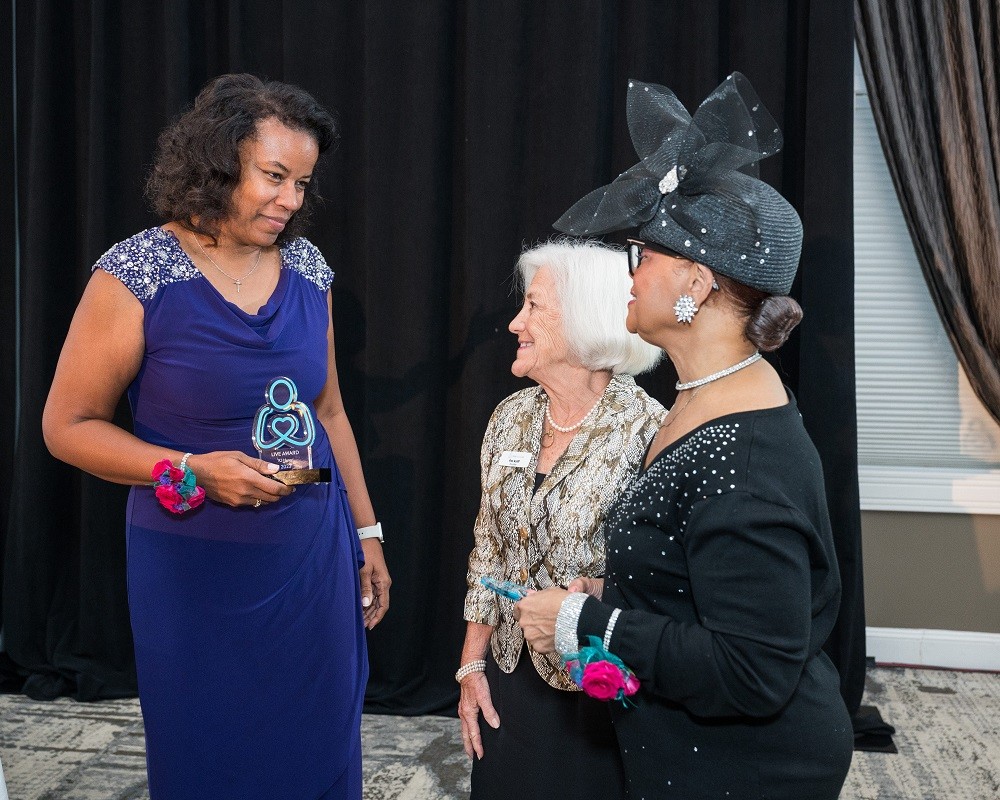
152, 458, 205, 514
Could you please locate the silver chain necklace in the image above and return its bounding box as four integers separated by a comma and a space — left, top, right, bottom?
675, 352, 762, 391
192, 234, 264, 293
659, 385, 701, 430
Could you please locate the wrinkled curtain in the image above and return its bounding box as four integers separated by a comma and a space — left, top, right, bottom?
856, 0, 1000, 426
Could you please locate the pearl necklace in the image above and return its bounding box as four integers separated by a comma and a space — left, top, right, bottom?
544, 397, 602, 433
192, 234, 264, 293
675, 352, 762, 391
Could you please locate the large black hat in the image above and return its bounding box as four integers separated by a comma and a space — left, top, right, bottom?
554, 73, 802, 295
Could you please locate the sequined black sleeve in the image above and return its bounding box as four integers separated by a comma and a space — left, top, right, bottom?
578, 490, 829, 718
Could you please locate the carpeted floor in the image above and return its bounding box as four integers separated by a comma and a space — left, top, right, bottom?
0, 665, 998, 799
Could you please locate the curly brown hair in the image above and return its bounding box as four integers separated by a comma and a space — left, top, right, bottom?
145, 73, 338, 244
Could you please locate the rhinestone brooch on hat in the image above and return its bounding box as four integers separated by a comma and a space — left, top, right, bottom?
658, 164, 686, 195
659, 166, 679, 194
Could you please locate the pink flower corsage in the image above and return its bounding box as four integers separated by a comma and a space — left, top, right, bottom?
151, 458, 205, 514
564, 636, 640, 707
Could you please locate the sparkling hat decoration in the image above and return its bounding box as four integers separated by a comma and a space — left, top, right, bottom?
554, 73, 803, 295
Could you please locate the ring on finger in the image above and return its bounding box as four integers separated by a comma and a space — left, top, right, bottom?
253, 498, 262, 508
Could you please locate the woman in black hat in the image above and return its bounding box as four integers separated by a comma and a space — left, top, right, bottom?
514, 74, 853, 800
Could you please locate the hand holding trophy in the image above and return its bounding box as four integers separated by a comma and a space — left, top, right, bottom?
252, 376, 332, 485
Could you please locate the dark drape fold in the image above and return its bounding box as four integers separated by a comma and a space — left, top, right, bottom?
796, 0, 866, 718
0, 0, 16, 628
2, 0, 861, 716
856, 0, 1000, 427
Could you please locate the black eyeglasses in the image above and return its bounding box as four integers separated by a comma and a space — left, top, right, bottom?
626, 239, 645, 276
626, 239, 688, 276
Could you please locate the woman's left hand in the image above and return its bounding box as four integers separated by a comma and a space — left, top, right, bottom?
513, 587, 568, 654
359, 540, 391, 629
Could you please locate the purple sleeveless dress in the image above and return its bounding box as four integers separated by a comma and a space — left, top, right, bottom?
95, 228, 367, 799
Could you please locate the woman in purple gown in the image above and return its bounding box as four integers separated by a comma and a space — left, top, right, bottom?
43, 74, 390, 799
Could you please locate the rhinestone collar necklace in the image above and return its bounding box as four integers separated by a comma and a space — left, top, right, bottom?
675, 351, 762, 391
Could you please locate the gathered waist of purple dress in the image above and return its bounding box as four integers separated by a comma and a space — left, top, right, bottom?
133, 416, 334, 467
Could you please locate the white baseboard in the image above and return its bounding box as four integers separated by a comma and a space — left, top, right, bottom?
867, 627, 1000, 671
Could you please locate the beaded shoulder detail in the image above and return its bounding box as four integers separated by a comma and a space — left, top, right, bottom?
648, 422, 743, 506
652, 422, 741, 476
606, 422, 743, 536
281, 237, 334, 291
92, 230, 335, 300
92, 228, 201, 301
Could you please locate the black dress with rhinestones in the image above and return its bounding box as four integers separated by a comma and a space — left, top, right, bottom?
576, 393, 853, 800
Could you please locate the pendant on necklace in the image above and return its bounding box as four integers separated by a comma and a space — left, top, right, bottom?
235, 280, 242, 293
541, 429, 554, 448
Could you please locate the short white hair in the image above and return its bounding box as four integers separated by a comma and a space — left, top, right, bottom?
516, 238, 663, 375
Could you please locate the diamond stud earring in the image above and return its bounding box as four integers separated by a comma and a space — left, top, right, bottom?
673, 294, 698, 324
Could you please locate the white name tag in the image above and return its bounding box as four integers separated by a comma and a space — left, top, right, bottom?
498, 451, 532, 468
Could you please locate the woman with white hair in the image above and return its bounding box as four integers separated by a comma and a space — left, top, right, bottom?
457, 239, 664, 799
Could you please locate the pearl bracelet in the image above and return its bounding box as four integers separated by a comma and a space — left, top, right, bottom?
454, 660, 487, 683
603, 608, 622, 650
554, 592, 588, 657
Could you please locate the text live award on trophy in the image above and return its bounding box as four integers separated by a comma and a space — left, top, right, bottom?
252, 377, 331, 485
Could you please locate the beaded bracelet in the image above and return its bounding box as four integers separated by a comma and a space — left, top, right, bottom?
554, 592, 589, 658
151, 457, 205, 514
603, 608, 622, 650
454, 660, 487, 683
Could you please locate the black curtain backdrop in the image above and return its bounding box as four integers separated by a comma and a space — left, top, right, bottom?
1, 0, 862, 715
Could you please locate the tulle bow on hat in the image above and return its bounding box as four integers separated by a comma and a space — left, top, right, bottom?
554, 73, 803, 295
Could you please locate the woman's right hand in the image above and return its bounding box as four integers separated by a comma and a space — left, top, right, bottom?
567, 576, 604, 599
187, 451, 294, 507
458, 671, 499, 760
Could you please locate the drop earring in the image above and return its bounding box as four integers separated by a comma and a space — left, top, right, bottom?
673, 294, 698, 324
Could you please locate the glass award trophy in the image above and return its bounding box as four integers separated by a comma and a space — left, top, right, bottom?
252, 377, 331, 485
